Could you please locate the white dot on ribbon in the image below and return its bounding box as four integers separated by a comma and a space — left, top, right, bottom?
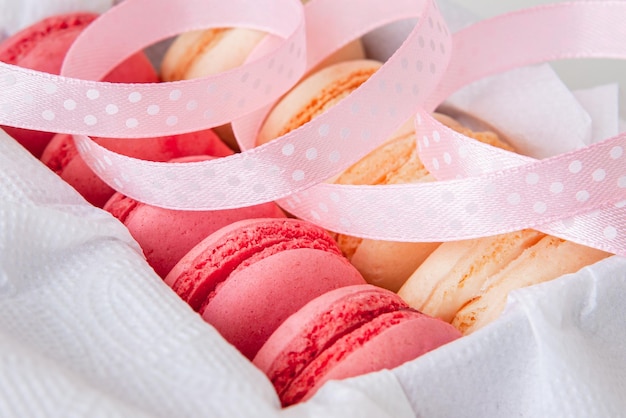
166, 116, 178, 126
44, 83, 58, 94
128, 92, 142, 103
126, 118, 138, 128
610, 146, 623, 159
2, 74, 16, 86
292, 170, 305, 181
63, 99, 77, 110
618, 176, 626, 188
569, 160, 582, 173
318, 203, 329, 213
106, 104, 119, 115
147, 105, 159, 115
186, 100, 198, 111
507, 193, 521, 205
329, 151, 340, 163
329, 193, 340, 203
282, 143, 295, 156
604, 226, 618, 240
41, 110, 55, 121
84, 115, 97, 126
465, 202, 478, 214
310, 210, 321, 221
576, 190, 590, 202
169, 89, 182, 101
306, 148, 317, 160
592, 169, 606, 182
86, 89, 100, 100
318, 124, 330, 137
253, 184, 266, 194
525, 173, 539, 185
533, 202, 547, 214
550, 182, 564, 193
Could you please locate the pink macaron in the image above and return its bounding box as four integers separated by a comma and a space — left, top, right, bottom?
254, 284, 462, 406
0, 12, 159, 157
42, 129, 232, 207
164, 218, 367, 360
103, 157, 286, 278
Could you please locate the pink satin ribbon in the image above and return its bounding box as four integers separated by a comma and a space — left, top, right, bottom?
0, 0, 623, 256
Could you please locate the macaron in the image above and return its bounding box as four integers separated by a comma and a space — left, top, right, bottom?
103, 157, 286, 279
41, 128, 232, 208
164, 218, 367, 360
253, 284, 462, 406
397, 230, 611, 334
257, 59, 514, 292
160, 3, 365, 150
0, 12, 159, 157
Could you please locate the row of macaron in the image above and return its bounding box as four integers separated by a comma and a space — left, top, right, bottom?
0, 10, 612, 406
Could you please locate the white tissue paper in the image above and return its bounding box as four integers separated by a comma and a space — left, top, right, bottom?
1, 0, 626, 417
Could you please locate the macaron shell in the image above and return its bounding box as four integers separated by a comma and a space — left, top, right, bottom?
398, 229, 546, 322
254, 284, 460, 406
292, 312, 460, 405
164, 218, 343, 309
452, 235, 611, 334
349, 239, 441, 292
201, 248, 366, 360
104, 194, 286, 279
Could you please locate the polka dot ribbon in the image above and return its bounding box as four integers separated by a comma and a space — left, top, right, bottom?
0, 0, 623, 256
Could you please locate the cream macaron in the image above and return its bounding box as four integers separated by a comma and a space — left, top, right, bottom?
397, 230, 611, 334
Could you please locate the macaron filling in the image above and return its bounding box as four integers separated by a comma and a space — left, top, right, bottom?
42, 135, 79, 174
169, 221, 341, 311
280, 309, 422, 406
